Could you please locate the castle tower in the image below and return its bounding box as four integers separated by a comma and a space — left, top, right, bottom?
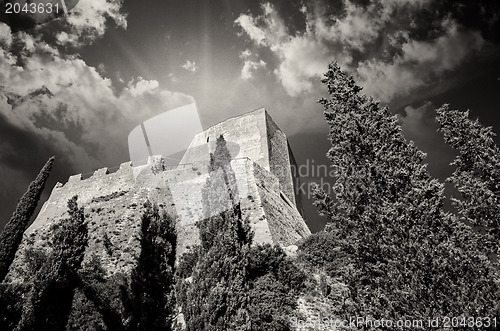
180, 108, 304, 215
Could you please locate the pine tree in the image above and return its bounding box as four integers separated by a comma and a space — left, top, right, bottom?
436, 105, 500, 256
16, 196, 88, 331
121, 201, 177, 331
312, 62, 499, 324
0, 157, 54, 282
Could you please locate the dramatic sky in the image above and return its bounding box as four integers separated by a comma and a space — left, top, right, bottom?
1, 0, 499, 232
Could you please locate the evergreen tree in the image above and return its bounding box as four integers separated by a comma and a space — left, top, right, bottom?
312, 62, 499, 325
75, 203, 178, 331
246, 244, 305, 330
75, 255, 126, 331
121, 201, 177, 331
0, 156, 54, 282
16, 196, 88, 331
436, 105, 500, 256
179, 135, 253, 330
68, 253, 120, 331
0, 283, 27, 330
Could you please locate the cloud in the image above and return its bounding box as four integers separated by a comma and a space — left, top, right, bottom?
235, 3, 350, 97
0, 22, 12, 46
234, 15, 268, 46
0, 60, 193, 169
181, 60, 198, 72
126, 78, 160, 97
239, 50, 266, 80
0, 0, 198, 231
358, 20, 483, 102
55, 0, 127, 46
0, 13, 194, 173
241, 59, 266, 80
235, 1, 486, 101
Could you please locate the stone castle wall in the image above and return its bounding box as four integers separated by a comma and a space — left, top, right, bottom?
10, 160, 309, 279
266, 112, 298, 208
8, 108, 311, 280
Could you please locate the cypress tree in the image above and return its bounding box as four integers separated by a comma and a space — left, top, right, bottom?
312, 62, 499, 324
121, 201, 177, 331
16, 196, 88, 331
68, 253, 122, 331
436, 105, 500, 257
0, 282, 27, 330
75, 203, 178, 331
0, 156, 54, 282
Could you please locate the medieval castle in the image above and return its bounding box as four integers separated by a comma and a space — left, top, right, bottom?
8, 108, 311, 279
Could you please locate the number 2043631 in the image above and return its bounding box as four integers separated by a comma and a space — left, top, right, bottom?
440, 317, 497, 328
5, 2, 60, 14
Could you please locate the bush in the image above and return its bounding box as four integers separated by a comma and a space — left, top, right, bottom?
297, 231, 350, 278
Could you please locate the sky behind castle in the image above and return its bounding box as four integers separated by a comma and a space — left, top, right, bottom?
1, 0, 499, 232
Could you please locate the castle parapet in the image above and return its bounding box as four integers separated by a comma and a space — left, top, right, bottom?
93, 167, 109, 177
67, 174, 82, 184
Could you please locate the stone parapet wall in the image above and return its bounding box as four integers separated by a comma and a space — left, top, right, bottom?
29, 160, 137, 235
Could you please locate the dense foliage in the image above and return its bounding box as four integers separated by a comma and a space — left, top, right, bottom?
297, 231, 348, 278
0, 283, 27, 330
309, 62, 499, 326
75, 201, 178, 331
121, 200, 177, 331
246, 244, 306, 330
436, 105, 500, 257
16, 196, 88, 331
0, 157, 54, 282
0, 195, 177, 331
